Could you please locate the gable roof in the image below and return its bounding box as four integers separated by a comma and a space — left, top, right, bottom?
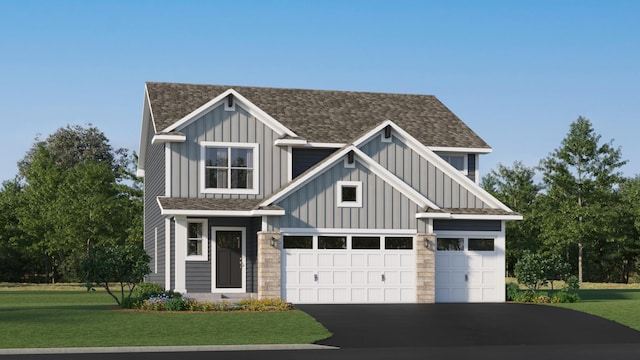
145, 82, 491, 150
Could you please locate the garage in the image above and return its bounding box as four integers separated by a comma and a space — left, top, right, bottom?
435, 235, 503, 302
282, 233, 416, 303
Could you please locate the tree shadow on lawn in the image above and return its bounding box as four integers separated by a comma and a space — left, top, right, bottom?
578, 289, 640, 301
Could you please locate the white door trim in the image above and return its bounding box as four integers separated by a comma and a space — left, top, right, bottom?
211, 227, 247, 293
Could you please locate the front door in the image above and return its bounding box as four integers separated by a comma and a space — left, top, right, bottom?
216, 230, 243, 289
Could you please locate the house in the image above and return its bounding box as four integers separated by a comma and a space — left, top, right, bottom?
137, 82, 521, 303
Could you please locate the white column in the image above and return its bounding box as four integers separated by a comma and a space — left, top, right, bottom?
164, 218, 171, 291
174, 216, 187, 293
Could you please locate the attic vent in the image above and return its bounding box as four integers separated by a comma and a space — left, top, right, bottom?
384, 125, 392, 138
225, 94, 235, 111
347, 150, 355, 164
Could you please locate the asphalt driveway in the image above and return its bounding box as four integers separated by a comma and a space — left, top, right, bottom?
297, 303, 640, 348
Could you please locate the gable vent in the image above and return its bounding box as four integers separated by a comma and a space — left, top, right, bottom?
225, 94, 235, 111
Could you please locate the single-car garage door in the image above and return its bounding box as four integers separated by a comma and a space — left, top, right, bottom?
282, 234, 416, 303
435, 236, 500, 302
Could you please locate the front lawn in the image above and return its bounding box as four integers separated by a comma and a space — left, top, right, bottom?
551, 288, 640, 332
0, 286, 331, 349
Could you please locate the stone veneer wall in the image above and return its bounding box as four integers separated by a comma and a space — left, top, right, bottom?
416, 233, 436, 303
257, 231, 281, 299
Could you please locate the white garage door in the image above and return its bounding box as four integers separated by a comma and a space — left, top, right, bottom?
282, 234, 416, 303
435, 237, 499, 302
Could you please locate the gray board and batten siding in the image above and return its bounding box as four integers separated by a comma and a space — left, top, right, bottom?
169, 104, 289, 199
359, 135, 490, 209
143, 116, 166, 285
275, 159, 428, 233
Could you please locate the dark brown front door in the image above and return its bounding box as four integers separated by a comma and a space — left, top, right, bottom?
216, 230, 242, 288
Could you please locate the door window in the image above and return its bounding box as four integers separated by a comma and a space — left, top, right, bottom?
437, 238, 464, 251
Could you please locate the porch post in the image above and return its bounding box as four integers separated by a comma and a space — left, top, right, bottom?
416, 233, 436, 303
257, 231, 282, 299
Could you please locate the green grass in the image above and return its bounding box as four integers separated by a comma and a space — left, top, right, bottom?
550, 289, 640, 332
0, 288, 331, 349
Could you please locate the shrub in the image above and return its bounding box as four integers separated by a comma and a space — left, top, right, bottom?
532, 291, 551, 303
515, 290, 536, 303
563, 276, 580, 291
239, 298, 294, 312
132, 282, 165, 299
552, 291, 581, 303
506, 283, 520, 301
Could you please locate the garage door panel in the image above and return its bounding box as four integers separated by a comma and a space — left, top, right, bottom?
351, 271, 366, 284
317, 254, 334, 267
367, 254, 383, 267
400, 271, 415, 284
368, 271, 382, 284
333, 271, 348, 284
351, 254, 366, 267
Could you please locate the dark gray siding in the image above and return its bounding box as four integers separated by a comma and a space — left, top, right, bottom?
143, 117, 166, 286
276, 160, 424, 231
433, 219, 502, 232
180, 217, 260, 293
359, 135, 489, 209
467, 154, 476, 182
292, 148, 336, 178
186, 261, 211, 292
171, 104, 288, 199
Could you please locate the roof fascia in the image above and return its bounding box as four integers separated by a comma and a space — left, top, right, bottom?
415, 212, 523, 220
429, 146, 493, 154
163, 89, 297, 138
274, 138, 308, 146
151, 134, 187, 144
136, 85, 155, 177
373, 120, 512, 212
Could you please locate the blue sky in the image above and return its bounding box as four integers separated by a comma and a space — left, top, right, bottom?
1, 0, 638, 183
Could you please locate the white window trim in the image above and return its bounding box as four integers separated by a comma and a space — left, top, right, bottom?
438, 153, 468, 175
200, 141, 259, 194
336, 181, 363, 208
186, 219, 209, 261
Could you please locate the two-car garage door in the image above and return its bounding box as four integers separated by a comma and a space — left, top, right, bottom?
282, 234, 416, 303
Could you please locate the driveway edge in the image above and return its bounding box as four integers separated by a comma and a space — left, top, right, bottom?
0, 344, 338, 355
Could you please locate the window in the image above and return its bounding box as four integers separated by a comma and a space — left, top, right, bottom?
352, 236, 380, 249
186, 220, 208, 260
200, 142, 259, 194
337, 181, 362, 207
318, 236, 347, 249
437, 238, 464, 251
385, 237, 413, 249
439, 154, 467, 174
468, 238, 494, 251
283, 236, 313, 249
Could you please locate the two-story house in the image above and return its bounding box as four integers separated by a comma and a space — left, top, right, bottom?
137, 82, 521, 303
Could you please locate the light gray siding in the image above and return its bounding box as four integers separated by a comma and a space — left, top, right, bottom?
170, 104, 288, 199
359, 136, 490, 209
276, 160, 425, 231
143, 117, 166, 286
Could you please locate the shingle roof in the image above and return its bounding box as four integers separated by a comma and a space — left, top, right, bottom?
158, 197, 283, 212
145, 82, 490, 149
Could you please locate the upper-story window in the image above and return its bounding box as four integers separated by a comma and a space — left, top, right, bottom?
200, 142, 259, 194
439, 154, 467, 175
